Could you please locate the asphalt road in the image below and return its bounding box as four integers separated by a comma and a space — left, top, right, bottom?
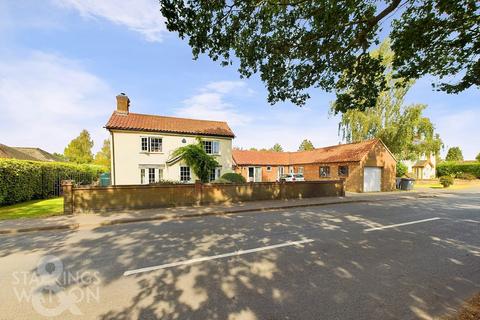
0, 191, 479, 320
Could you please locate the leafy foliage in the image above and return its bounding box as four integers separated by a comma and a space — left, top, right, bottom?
476, 153, 480, 162
160, 0, 479, 112
396, 162, 408, 177
334, 41, 442, 160
445, 147, 464, 161
298, 139, 314, 151
64, 129, 94, 164
436, 161, 480, 178
439, 175, 454, 188
94, 139, 111, 170
270, 143, 283, 152
172, 140, 219, 183
221, 172, 246, 184
0, 159, 106, 205
456, 172, 477, 181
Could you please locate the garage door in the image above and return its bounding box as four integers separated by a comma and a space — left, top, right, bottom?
364, 167, 382, 192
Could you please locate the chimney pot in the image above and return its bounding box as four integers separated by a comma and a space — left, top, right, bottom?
116, 93, 130, 114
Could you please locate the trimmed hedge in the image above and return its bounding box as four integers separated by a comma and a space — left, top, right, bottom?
436, 161, 480, 179
221, 172, 247, 183
0, 159, 106, 205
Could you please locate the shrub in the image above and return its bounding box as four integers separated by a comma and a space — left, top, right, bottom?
221, 172, 246, 183
456, 172, 477, 180
210, 178, 232, 184
436, 161, 480, 178
396, 162, 408, 177
439, 176, 454, 188
0, 159, 106, 205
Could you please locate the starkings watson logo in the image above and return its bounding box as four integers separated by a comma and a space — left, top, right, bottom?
11, 255, 101, 317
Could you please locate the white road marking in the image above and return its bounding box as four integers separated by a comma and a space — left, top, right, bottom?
123, 239, 314, 276
364, 217, 442, 232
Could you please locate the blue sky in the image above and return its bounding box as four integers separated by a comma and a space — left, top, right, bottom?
0, 0, 478, 159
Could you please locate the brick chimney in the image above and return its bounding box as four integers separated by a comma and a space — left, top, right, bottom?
116, 93, 130, 114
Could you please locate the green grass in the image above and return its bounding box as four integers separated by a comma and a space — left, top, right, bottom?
0, 198, 64, 220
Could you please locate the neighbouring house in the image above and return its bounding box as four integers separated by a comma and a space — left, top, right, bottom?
0, 143, 61, 162
105, 93, 235, 185
233, 139, 396, 192
402, 155, 436, 179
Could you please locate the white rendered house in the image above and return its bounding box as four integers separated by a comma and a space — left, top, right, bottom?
105, 94, 235, 185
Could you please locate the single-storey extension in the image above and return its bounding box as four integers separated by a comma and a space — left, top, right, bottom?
233, 139, 396, 192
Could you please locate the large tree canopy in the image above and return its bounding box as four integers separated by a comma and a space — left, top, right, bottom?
160, 0, 479, 113
333, 41, 442, 160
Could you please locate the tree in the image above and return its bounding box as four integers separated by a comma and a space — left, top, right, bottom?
445, 147, 464, 162
333, 40, 442, 160
64, 130, 94, 164
270, 143, 283, 152
52, 152, 67, 162
298, 139, 314, 151
172, 140, 219, 182
160, 1, 479, 113
94, 139, 111, 169
476, 153, 480, 162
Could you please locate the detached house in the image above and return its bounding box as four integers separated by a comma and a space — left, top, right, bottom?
233, 139, 396, 192
105, 94, 235, 185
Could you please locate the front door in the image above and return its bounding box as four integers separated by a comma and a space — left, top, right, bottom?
254, 167, 262, 182
248, 167, 255, 182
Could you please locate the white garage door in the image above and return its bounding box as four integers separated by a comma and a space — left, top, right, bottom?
364, 167, 382, 192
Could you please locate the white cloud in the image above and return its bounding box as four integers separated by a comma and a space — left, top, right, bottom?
176, 81, 252, 126
54, 0, 167, 42
0, 51, 114, 153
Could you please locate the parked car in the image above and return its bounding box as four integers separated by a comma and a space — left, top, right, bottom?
280, 173, 305, 182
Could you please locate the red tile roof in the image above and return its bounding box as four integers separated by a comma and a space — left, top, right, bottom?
105, 112, 235, 137
233, 139, 381, 165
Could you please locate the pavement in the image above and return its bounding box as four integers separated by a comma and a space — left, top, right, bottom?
0, 189, 479, 319
0, 190, 437, 235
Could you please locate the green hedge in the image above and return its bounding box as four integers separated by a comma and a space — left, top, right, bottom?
0, 159, 106, 205
436, 161, 480, 178
221, 172, 246, 183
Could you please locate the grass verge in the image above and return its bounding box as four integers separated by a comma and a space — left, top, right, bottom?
0, 198, 64, 220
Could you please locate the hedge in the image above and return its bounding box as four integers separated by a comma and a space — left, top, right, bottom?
436, 161, 480, 179
221, 172, 246, 183
0, 159, 106, 205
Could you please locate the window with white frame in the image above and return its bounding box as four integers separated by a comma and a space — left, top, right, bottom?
202, 140, 220, 154
298, 167, 304, 174
150, 137, 162, 152
266, 166, 272, 172
180, 166, 191, 182
148, 168, 155, 184
140, 137, 162, 153
140, 167, 163, 184
141, 137, 148, 152
209, 167, 222, 182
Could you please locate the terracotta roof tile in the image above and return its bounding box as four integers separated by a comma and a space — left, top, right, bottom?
105, 112, 235, 137
233, 139, 380, 165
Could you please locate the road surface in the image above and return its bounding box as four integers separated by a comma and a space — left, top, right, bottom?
0, 191, 479, 319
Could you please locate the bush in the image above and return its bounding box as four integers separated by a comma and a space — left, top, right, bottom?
210, 178, 232, 184
221, 172, 246, 183
396, 162, 408, 177
0, 159, 106, 205
439, 176, 454, 188
456, 172, 477, 180
436, 161, 480, 178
